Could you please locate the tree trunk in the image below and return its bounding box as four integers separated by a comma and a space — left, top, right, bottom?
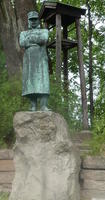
75, 18, 89, 130
56, 14, 61, 81
86, 0, 94, 125
0, 0, 36, 76
63, 25, 69, 113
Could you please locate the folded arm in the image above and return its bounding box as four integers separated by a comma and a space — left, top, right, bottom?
19, 29, 48, 48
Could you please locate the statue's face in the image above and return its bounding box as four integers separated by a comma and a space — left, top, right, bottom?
29, 18, 40, 29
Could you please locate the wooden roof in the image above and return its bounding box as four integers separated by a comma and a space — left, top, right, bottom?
47, 39, 77, 50
39, 1, 86, 26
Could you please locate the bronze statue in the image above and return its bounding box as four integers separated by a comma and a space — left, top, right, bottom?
19, 11, 50, 111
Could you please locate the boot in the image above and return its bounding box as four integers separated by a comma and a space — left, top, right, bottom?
30, 97, 37, 111
40, 95, 50, 111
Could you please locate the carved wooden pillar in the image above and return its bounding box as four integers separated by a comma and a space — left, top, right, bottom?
63, 25, 68, 91
75, 18, 88, 129
56, 14, 61, 81
63, 25, 69, 110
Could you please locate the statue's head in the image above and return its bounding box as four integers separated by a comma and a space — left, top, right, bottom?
28, 11, 40, 29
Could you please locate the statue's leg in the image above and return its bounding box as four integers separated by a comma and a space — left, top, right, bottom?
30, 95, 37, 111
40, 94, 49, 111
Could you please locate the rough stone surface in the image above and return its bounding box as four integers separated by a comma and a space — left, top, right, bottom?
9, 111, 80, 200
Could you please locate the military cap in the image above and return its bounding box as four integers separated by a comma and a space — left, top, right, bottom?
28, 11, 39, 19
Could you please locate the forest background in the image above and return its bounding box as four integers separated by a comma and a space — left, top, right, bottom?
0, 0, 105, 154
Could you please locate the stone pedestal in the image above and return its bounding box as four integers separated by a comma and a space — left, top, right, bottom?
9, 112, 80, 200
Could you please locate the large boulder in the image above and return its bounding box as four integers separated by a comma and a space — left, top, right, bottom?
9, 112, 80, 200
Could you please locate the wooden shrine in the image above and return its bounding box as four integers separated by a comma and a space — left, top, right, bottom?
39, 1, 88, 129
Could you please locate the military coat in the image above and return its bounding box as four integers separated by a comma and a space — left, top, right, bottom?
19, 29, 49, 96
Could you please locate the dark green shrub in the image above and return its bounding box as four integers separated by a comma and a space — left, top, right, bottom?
0, 69, 29, 147
90, 115, 105, 155
90, 84, 105, 155
48, 75, 82, 131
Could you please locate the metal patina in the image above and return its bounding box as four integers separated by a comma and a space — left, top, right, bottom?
19, 11, 50, 111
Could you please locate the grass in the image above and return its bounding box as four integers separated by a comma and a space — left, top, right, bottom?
0, 193, 9, 200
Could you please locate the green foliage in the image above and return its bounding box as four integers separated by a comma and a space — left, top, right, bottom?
0, 0, 105, 149
0, 69, 30, 148
0, 49, 5, 68
90, 81, 105, 155
90, 115, 105, 155
49, 75, 82, 131
0, 193, 9, 200
0, 39, 6, 69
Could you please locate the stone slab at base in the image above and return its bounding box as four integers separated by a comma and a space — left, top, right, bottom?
9, 111, 80, 200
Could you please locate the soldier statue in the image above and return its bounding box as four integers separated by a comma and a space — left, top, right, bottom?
19, 11, 50, 111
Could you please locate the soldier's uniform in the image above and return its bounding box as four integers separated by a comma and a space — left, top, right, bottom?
19, 11, 50, 111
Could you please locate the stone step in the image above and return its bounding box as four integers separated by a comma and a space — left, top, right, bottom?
71, 130, 91, 142
73, 142, 91, 149
0, 184, 12, 192
81, 179, 105, 190
81, 190, 105, 200
82, 156, 105, 170
0, 172, 14, 184
0, 160, 15, 172
0, 150, 13, 160
80, 169, 105, 181
71, 131, 92, 154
